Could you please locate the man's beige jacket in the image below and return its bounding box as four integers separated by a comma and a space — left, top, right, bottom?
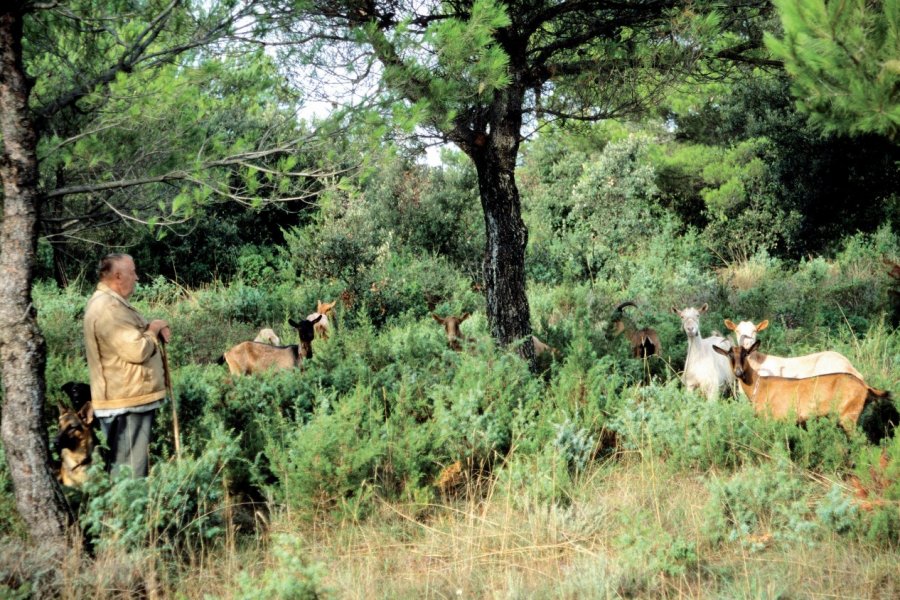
83, 282, 166, 410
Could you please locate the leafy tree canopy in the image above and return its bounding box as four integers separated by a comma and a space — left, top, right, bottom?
766, 0, 900, 139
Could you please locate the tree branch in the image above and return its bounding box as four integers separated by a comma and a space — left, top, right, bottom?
34, 0, 257, 129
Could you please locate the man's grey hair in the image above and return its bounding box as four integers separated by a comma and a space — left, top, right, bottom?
97, 253, 132, 280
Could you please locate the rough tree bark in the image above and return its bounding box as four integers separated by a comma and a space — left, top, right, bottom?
459, 84, 534, 362
0, 6, 71, 545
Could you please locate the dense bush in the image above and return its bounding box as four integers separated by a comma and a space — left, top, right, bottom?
849, 434, 900, 546
6, 152, 900, 582
80, 426, 239, 553
703, 454, 818, 548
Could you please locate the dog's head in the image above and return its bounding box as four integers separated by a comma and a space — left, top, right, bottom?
61, 381, 92, 413
57, 401, 94, 451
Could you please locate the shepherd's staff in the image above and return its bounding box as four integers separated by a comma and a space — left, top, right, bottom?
159, 338, 181, 460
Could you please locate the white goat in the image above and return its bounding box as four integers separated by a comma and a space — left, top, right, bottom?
672, 304, 735, 400
723, 319, 864, 379
253, 327, 281, 346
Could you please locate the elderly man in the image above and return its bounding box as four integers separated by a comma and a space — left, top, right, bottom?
83, 254, 171, 477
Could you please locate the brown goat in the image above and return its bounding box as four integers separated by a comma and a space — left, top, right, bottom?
223, 314, 322, 375
612, 302, 661, 359
432, 312, 472, 351
713, 340, 891, 433
531, 335, 557, 358
432, 312, 555, 357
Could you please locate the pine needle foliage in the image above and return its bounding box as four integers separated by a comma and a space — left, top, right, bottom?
766, 0, 900, 139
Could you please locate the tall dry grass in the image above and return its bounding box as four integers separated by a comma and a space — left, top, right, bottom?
3, 442, 898, 598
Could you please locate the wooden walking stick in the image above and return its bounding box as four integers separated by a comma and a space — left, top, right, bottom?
160, 339, 181, 460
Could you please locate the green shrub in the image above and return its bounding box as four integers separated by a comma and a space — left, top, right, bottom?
234, 533, 328, 599
281, 203, 380, 297
703, 455, 818, 548
358, 250, 478, 327
431, 347, 541, 463
34, 280, 86, 361
497, 448, 575, 508
815, 484, 860, 535
552, 418, 596, 474
264, 386, 389, 515
514, 348, 628, 459
610, 382, 765, 471
365, 151, 483, 277
850, 434, 900, 546
204, 369, 321, 493
782, 415, 861, 473
616, 510, 700, 578
80, 425, 239, 553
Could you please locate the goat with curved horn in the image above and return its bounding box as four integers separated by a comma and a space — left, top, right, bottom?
612, 301, 661, 359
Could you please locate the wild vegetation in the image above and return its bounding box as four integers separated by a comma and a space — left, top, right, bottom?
2, 0, 900, 598
3, 115, 900, 596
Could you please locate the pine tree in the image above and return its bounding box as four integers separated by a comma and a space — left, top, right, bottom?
282, 0, 776, 361
767, 0, 900, 139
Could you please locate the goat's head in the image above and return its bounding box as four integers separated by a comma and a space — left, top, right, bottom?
289, 314, 323, 344
317, 299, 337, 315
724, 319, 768, 351
611, 301, 635, 334
713, 339, 759, 382
432, 312, 470, 350
671, 303, 708, 338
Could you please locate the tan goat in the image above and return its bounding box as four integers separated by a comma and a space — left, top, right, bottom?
223, 315, 322, 376
432, 312, 472, 351
307, 299, 337, 340
713, 340, 890, 432
432, 312, 554, 357
724, 319, 864, 379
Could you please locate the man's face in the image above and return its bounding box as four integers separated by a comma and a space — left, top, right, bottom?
113, 256, 139, 299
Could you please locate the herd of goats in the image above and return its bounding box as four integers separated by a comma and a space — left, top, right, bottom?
54, 295, 899, 488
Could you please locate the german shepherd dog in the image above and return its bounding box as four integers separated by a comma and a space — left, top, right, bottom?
57, 382, 95, 486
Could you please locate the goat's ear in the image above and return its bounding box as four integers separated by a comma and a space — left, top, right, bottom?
670, 306, 680, 315
309, 314, 323, 324
288, 318, 300, 328
699, 303, 709, 313
724, 319, 737, 331
78, 402, 94, 425
57, 403, 68, 416
459, 312, 470, 322
756, 320, 769, 332
432, 313, 445, 324
712, 344, 729, 357
322, 300, 336, 312
748, 339, 761, 354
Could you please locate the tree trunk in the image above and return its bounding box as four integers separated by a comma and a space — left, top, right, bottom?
0, 7, 71, 546
465, 86, 534, 363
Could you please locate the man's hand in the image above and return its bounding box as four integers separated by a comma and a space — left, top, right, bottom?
148, 320, 171, 343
